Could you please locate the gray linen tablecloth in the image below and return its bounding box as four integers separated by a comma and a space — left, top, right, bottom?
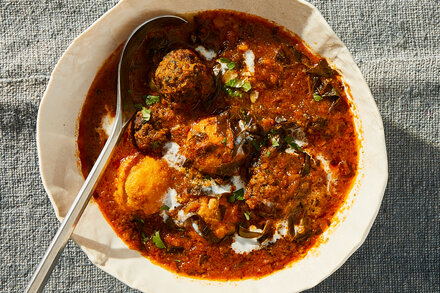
1, 0, 439, 292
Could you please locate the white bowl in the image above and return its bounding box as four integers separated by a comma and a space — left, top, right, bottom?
36, 0, 388, 292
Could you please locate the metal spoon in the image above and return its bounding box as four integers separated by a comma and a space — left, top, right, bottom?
26, 15, 187, 293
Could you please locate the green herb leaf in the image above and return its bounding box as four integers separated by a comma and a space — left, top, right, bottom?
134, 215, 145, 224
219, 57, 236, 69
177, 228, 185, 232
271, 137, 280, 147
142, 107, 151, 122
144, 95, 160, 105
152, 231, 166, 249
134, 103, 143, 110
223, 78, 252, 97
251, 139, 261, 151
251, 137, 267, 151
140, 232, 149, 245
225, 78, 251, 92
313, 94, 323, 101
228, 188, 245, 203
152, 141, 159, 149
235, 91, 243, 98
225, 78, 239, 88
220, 57, 232, 63
266, 150, 271, 158
234, 188, 245, 200
174, 259, 181, 263
242, 81, 252, 92
221, 137, 227, 145
224, 86, 243, 98
284, 137, 304, 153
241, 109, 248, 119
244, 212, 251, 221
159, 205, 170, 211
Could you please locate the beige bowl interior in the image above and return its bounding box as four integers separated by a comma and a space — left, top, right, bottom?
36, 0, 388, 292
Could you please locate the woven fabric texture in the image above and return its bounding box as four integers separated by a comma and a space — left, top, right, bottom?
1, 0, 439, 292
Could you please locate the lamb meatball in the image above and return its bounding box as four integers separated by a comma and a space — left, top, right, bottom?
245, 150, 328, 218
133, 121, 169, 154
133, 106, 173, 154
155, 49, 215, 107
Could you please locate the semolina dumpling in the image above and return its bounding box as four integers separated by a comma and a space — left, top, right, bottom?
114, 154, 170, 215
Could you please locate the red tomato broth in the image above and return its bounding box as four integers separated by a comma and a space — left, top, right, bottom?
77, 10, 359, 280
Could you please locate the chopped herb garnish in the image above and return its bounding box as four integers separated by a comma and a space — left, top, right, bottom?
271, 137, 280, 147
174, 259, 181, 263
134, 215, 145, 224
219, 57, 236, 69
228, 188, 245, 203
313, 93, 323, 101
152, 141, 159, 149
224, 78, 252, 96
159, 205, 170, 211
225, 78, 239, 87
270, 128, 279, 135
140, 232, 148, 245
251, 139, 261, 151
144, 95, 160, 105
244, 212, 251, 221
266, 150, 271, 158
177, 228, 185, 232
223, 76, 252, 98
241, 109, 248, 119
219, 57, 232, 63
225, 78, 252, 91
224, 86, 243, 98
233, 90, 243, 98
142, 107, 151, 122
134, 103, 143, 110
234, 188, 245, 200
152, 231, 166, 249
242, 81, 252, 92
221, 137, 227, 145
285, 137, 304, 153
251, 138, 267, 151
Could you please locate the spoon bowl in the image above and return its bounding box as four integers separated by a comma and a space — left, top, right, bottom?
117, 15, 188, 128
26, 15, 187, 293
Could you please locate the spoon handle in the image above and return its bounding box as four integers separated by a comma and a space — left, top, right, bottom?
25, 118, 123, 293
